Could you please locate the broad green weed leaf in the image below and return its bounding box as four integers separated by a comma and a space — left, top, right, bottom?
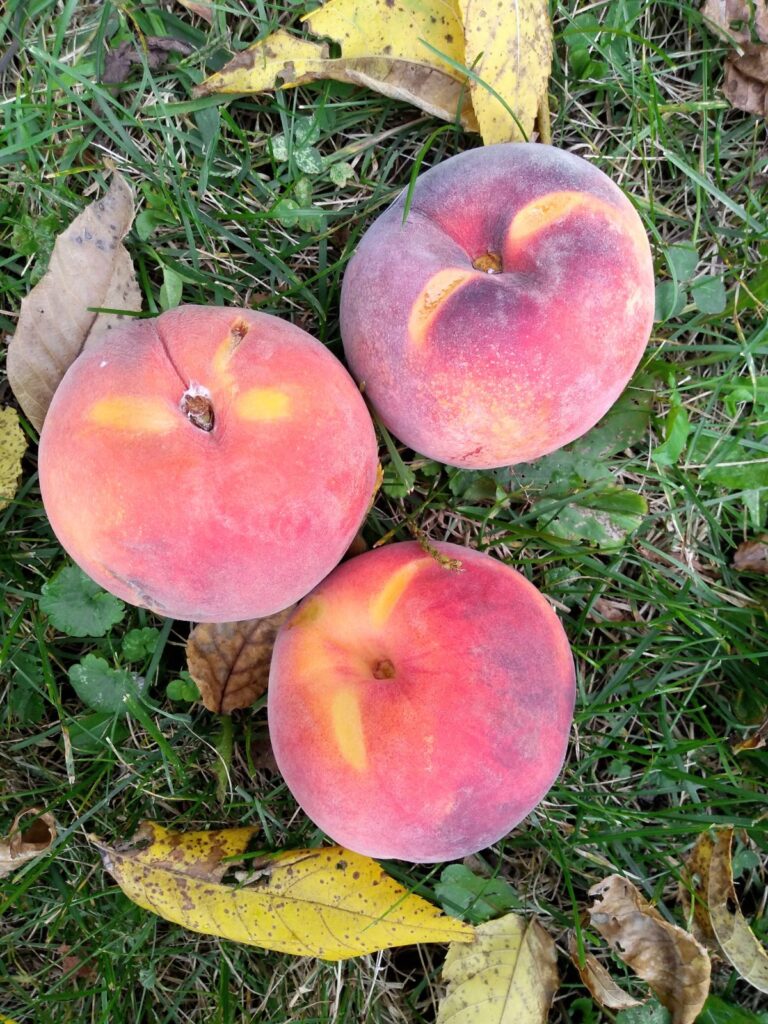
121, 628, 161, 663
655, 280, 685, 322
40, 566, 125, 637
294, 146, 325, 175
692, 275, 727, 315
68, 654, 143, 716
652, 404, 690, 466
666, 242, 698, 283
435, 865, 522, 924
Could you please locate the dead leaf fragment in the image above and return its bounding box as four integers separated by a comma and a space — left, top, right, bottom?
7, 172, 141, 431
458, 0, 552, 143
680, 830, 717, 946
588, 874, 710, 1024
176, 0, 213, 24
94, 821, 474, 960
708, 828, 768, 993
437, 913, 558, 1024
0, 808, 56, 879
567, 931, 644, 1010
186, 609, 294, 714
103, 36, 195, 85
733, 536, 768, 572
702, 0, 768, 44
302, 0, 467, 80
0, 406, 27, 511
724, 42, 768, 117
732, 712, 768, 752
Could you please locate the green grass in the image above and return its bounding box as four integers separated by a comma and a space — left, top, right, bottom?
1, 0, 767, 1021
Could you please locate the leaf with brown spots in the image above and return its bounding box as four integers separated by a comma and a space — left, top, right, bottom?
437, 913, 558, 1024
0, 807, 56, 879
102, 36, 194, 85
186, 610, 294, 714
194, 28, 478, 130
702, 1, 768, 118
458, 0, 552, 143
733, 536, 768, 573
587, 874, 710, 1024
93, 821, 474, 961
702, 0, 768, 44
7, 172, 141, 431
0, 407, 27, 512
679, 830, 717, 946
567, 931, 644, 1011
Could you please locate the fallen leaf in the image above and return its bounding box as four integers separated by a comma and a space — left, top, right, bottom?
186, 610, 294, 714
93, 821, 474, 960
176, 0, 213, 24
302, 0, 467, 80
567, 930, 644, 1011
102, 36, 195, 85
57, 944, 98, 981
733, 536, 768, 573
732, 713, 768, 752
0, 407, 27, 511
708, 829, 768, 993
680, 830, 717, 946
0, 808, 56, 879
589, 597, 627, 622
7, 172, 141, 431
458, 0, 552, 143
588, 874, 711, 1024
437, 913, 558, 1024
723, 42, 768, 117
195, 29, 478, 129
702, 1, 768, 44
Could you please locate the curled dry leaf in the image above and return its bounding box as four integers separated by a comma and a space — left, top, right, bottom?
701, 0, 768, 44
103, 36, 194, 85
680, 830, 717, 946
724, 43, 768, 117
732, 713, 768, 753
195, 29, 478, 129
707, 829, 768, 992
94, 821, 474, 960
0, 407, 27, 512
567, 930, 643, 1011
0, 807, 57, 879
458, 0, 552, 143
186, 609, 294, 714
587, 874, 710, 1024
437, 913, 558, 1024
733, 536, 768, 573
176, 0, 214, 24
7, 172, 141, 431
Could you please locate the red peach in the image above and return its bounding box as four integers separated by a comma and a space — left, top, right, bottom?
39, 306, 379, 622
340, 143, 655, 469
268, 541, 575, 862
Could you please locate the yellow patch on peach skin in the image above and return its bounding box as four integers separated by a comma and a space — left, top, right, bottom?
408, 268, 477, 348
235, 387, 291, 421
506, 190, 648, 259
330, 686, 367, 772
87, 396, 179, 433
369, 558, 427, 629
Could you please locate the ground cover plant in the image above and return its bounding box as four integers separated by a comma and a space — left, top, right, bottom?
1, 1, 767, 1022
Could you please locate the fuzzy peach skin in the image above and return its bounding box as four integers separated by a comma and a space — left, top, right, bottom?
268, 541, 575, 863
340, 143, 655, 469
39, 306, 379, 622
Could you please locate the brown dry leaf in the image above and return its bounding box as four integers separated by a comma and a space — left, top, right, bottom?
588, 874, 710, 1024
186, 609, 294, 714
732, 713, 768, 752
724, 42, 768, 116
7, 172, 141, 431
103, 36, 195, 84
176, 0, 214, 24
0, 407, 27, 512
702, 0, 768, 44
195, 29, 478, 130
708, 828, 768, 992
680, 830, 717, 946
458, 0, 552, 143
0, 808, 56, 879
733, 536, 768, 572
567, 931, 644, 1011
589, 597, 627, 622
94, 821, 474, 960
437, 913, 558, 1024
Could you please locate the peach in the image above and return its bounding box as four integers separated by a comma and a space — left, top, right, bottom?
340, 143, 655, 469
39, 306, 379, 622
268, 541, 575, 862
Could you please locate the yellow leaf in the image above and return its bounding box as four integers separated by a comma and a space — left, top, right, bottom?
437, 913, 558, 1024
588, 874, 710, 1024
680, 829, 717, 946
0, 807, 56, 880
94, 822, 474, 961
302, 0, 466, 80
186, 609, 294, 714
567, 931, 643, 1011
708, 828, 768, 993
195, 29, 478, 130
0, 407, 27, 512
458, 0, 552, 144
